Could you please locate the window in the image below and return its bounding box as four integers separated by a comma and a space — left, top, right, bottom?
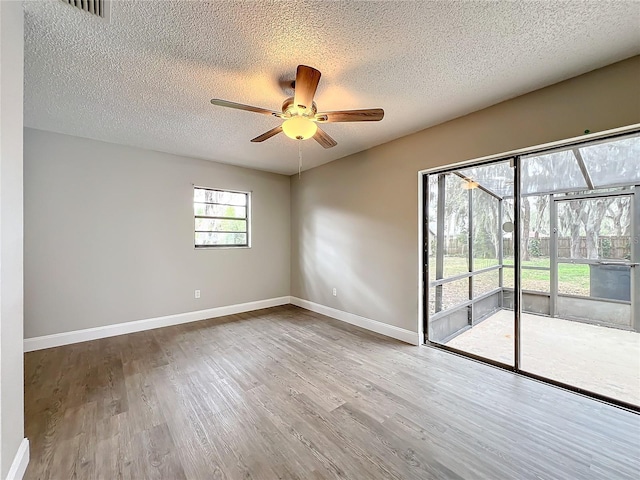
194, 187, 250, 248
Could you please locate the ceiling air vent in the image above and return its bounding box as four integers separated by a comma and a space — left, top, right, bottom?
61, 0, 111, 20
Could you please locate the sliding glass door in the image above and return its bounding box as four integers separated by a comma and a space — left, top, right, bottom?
423, 131, 640, 410
518, 135, 640, 407
425, 160, 515, 367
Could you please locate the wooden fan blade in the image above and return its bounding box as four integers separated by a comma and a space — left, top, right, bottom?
210, 99, 279, 117
315, 108, 384, 123
250, 125, 283, 143
313, 126, 337, 149
293, 65, 321, 112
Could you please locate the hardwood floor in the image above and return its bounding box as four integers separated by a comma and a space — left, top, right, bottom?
24, 305, 640, 479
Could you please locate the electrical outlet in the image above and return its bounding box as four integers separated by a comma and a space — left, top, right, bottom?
194, 289, 201, 299
332, 288, 337, 297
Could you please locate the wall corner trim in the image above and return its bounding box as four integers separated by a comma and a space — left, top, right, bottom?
23, 297, 291, 352
5, 438, 29, 480
290, 297, 420, 345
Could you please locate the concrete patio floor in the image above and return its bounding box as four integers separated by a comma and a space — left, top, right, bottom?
446, 310, 640, 406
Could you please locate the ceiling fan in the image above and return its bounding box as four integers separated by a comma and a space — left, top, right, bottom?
210, 65, 384, 149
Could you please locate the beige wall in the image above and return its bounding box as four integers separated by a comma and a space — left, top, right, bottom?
0, 0, 25, 476
24, 129, 290, 338
23, 55, 640, 342
290, 56, 640, 333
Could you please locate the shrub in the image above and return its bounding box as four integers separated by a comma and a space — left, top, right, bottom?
528, 238, 541, 257
600, 237, 612, 258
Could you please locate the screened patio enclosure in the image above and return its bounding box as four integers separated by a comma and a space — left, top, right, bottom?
423, 131, 640, 409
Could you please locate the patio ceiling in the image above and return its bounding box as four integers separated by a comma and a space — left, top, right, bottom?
457, 132, 640, 199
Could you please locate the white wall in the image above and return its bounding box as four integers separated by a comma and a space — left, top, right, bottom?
24, 129, 290, 338
0, 0, 25, 477
290, 56, 640, 334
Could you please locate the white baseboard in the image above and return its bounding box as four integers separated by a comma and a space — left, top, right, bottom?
5, 438, 29, 480
24, 296, 419, 352
24, 296, 290, 352
290, 297, 420, 345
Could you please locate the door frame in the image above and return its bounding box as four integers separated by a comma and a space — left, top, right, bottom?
551, 190, 638, 330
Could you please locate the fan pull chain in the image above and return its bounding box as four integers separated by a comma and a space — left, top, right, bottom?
298, 140, 303, 178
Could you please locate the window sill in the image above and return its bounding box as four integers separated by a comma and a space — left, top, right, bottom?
195, 246, 251, 250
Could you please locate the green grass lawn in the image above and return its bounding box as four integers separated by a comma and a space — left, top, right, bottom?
429, 256, 590, 296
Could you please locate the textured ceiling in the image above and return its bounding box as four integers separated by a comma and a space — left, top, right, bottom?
24, 1, 640, 175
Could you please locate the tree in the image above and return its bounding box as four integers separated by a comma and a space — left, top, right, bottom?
582, 199, 606, 259
532, 195, 549, 238
606, 198, 631, 237
472, 188, 499, 259
521, 198, 531, 261
557, 196, 628, 259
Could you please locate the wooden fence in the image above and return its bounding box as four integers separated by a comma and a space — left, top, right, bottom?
442, 236, 631, 259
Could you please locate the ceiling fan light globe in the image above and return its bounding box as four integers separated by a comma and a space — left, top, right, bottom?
282, 116, 317, 140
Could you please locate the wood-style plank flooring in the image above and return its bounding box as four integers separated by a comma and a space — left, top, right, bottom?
24, 305, 640, 479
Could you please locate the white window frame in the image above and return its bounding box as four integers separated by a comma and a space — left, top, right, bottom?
194, 186, 251, 249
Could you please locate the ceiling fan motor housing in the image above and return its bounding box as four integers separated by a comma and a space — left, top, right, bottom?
282, 97, 317, 118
